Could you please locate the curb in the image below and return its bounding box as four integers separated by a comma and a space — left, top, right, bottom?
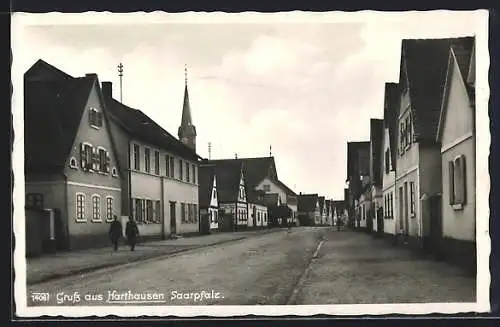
27, 229, 284, 286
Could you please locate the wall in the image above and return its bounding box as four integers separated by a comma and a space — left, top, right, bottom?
107, 117, 130, 214
66, 184, 122, 250
162, 177, 199, 235
418, 143, 442, 238
25, 209, 45, 257
395, 169, 419, 237
65, 83, 122, 192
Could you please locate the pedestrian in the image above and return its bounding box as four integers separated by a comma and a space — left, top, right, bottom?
109, 215, 123, 252
126, 216, 140, 251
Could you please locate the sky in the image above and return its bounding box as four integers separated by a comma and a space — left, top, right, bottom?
12, 11, 486, 200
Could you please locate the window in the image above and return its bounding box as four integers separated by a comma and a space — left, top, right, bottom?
133, 198, 144, 223
194, 204, 198, 222
89, 108, 103, 128
154, 200, 161, 223
144, 148, 151, 173
154, 151, 160, 175
186, 162, 190, 182
179, 159, 183, 180
97, 148, 110, 173
449, 155, 467, 208
264, 213, 267, 223
80, 143, 93, 171
165, 155, 170, 177
146, 200, 154, 223
133, 144, 140, 170
410, 182, 415, 215
112, 167, 118, 177
389, 192, 393, 218
170, 156, 175, 178
26, 193, 44, 210
76, 193, 85, 222
385, 149, 390, 174
92, 195, 101, 222
263, 184, 271, 192
69, 157, 78, 169
192, 164, 196, 184
106, 196, 114, 222
181, 202, 186, 223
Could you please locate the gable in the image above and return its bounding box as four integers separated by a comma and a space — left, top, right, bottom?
438, 52, 475, 147
210, 176, 218, 207
66, 82, 121, 179
237, 169, 247, 202
24, 59, 73, 82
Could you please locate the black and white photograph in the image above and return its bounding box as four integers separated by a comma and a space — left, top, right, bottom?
12, 10, 490, 317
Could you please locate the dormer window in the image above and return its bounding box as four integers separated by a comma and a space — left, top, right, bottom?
89, 108, 103, 128
69, 157, 78, 169
112, 167, 118, 177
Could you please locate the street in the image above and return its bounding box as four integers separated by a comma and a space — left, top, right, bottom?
27, 227, 475, 306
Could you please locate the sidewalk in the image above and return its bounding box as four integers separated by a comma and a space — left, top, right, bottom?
26, 228, 284, 285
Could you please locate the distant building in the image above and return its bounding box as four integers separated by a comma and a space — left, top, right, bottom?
103, 76, 201, 239
24, 60, 122, 252
381, 82, 399, 239
198, 163, 219, 233
297, 193, 320, 226
370, 118, 384, 236
205, 159, 248, 231
317, 196, 325, 225
435, 37, 476, 270
346, 141, 370, 229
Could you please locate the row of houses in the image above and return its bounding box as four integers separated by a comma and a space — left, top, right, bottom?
343, 36, 476, 271
24, 59, 311, 256
296, 193, 348, 227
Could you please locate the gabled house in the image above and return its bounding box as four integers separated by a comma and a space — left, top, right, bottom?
324, 199, 332, 226
297, 193, 320, 226
370, 118, 385, 236
103, 77, 202, 240
382, 82, 400, 239
435, 36, 476, 269
205, 159, 248, 231
255, 177, 298, 226
395, 37, 472, 250
248, 189, 268, 229
24, 60, 122, 252
198, 163, 219, 233
317, 196, 325, 225
332, 200, 347, 226
346, 141, 370, 229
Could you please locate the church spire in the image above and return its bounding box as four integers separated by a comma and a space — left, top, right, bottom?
178, 64, 197, 151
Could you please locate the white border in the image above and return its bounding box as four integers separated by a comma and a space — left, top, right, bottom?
12, 10, 490, 317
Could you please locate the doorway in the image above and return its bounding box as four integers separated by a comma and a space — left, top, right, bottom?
169, 201, 176, 235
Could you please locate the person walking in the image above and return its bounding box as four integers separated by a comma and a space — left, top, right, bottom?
125, 216, 139, 251
109, 215, 123, 252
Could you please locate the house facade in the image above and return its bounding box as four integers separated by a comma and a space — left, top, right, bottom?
297, 193, 320, 226
24, 60, 122, 252
206, 159, 248, 231
370, 119, 384, 235
395, 38, 469, 250
382, 83, 399, 238
436, 37, 476, 269
198, 164, 219, 233
255, 177, 297, 225
247, 190, 268, 229
346, 142, 370, 229
103, 79, 201, 239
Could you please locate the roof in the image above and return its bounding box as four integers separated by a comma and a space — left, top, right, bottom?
273, 179, 297, 197
370, 119, 384, 186
318, 196, 325, 213
383, 82, 400, 170
332, 200, 345, 212
24, 59, 74, 81
436, 37, 476, 142
325, 199, 331, 215
346, 141, 370, 181
208, 156, 278, 203
400, 37, 475, 142
298, 194, 318, 213
104, 96, 201, 161
204, 159, 243, 203
24, 76, 95, 173
198, 164, 216, 208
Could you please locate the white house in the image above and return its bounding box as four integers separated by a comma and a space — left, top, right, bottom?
435, 37, 476, 270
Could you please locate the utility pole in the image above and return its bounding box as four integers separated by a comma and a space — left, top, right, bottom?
208, 142, 212, 160
117, 62, 124, 103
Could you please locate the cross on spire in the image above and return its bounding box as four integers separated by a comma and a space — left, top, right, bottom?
269, 145, 272, 157
185, 64, 188, 86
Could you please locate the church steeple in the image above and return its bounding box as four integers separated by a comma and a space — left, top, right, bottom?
178, 65, 197, 151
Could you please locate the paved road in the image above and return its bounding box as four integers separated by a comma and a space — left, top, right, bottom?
27, 227, 326, 306
292, 230, 476, 304
26, 227, 475, 307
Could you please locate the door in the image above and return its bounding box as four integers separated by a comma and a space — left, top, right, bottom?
399, 186, 404, 234
253, 206, 257, 226
427, 195, 443, 256
377, 207, 384, 236
169, 202, 176, 235
403, 182, 409, 235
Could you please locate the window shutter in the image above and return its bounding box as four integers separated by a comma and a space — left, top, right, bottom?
106, 151, 111, 173
448, 161, 455, 205
461, 155, 467, 205
80, 143, 86, 168
97, 112, 103, 127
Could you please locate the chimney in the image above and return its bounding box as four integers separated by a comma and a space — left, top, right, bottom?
102, 82, 112, 98
299, 192, 302, 195
85, 73, 97, 78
